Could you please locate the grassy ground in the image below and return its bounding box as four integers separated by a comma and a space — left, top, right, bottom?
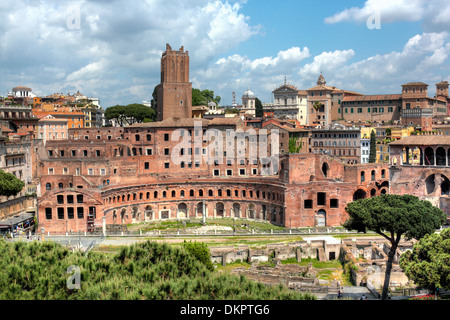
126, 218, 287, 233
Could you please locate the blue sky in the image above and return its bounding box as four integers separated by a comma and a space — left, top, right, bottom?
1, 0, 449, 107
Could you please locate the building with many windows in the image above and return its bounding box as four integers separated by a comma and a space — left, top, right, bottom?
269, 79, 308, 123
35, 44, 388, 234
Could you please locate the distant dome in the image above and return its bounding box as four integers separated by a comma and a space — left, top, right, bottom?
242, 87, 255, 98
208, 101, 216, 107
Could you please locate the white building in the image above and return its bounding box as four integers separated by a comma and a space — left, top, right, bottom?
241, 88, 256, 116
268, 80, 307, 124
361, 138, 370, 164
10, 86, 36, 98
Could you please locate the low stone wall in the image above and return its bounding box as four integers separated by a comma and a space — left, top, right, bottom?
210, 240, 342, 266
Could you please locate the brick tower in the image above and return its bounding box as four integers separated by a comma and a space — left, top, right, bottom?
156, 44, 192, 121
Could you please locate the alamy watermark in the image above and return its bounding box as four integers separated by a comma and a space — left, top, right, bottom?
66, 265, 81, 290
66, 5, 81, 30
170, 121, 280, 175
367, 8, 381, 30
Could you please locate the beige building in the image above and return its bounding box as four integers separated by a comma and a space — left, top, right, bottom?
307, 73, 362, 127
270, 80, 308, 124
36, 115, 68, 145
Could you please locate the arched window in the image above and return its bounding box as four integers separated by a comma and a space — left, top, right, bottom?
46, 183, 51, 191
171, 190, 176, 198
58, 182, 63, 189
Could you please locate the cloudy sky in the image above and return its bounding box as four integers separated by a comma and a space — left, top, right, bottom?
1, 0, 450, 108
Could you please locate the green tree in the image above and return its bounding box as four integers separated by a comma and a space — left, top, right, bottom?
344, 194, 446, 300
369, 130, 377, 163
105, 103, 155, 126
192, 88, 221, 106
224, 107, 240, 114
288, 137, 302, 154
192, 88, 206, 106
255, 98, 264, 117
400, 228, 450, 292
150, 85, 158, 114
0, 170, 25, 197
182, 240, 214, 271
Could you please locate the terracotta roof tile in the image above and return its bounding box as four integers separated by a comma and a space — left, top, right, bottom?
343, 94, 402, 102
389, 135, 450, 146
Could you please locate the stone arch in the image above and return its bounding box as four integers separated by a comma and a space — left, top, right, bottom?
322, 162, 329, 178
316, 209, 326, 227
441, 175, 450, 196
131, 206, 139, 222
177, 203, 188, 218
424, 147, 434, 165
216, 202, 224, 217
196, 202, 204, 217
353, 189, 367, 201
262, 205, 267, 220
425, 174, 436, 194
436, 147, 446, 166
233, 203, 241, 218
248, 203, 256, 219
370, 188, 377, 197
120, 208, 126, 224
380, 188, 387, 195
145, 205, 153, 221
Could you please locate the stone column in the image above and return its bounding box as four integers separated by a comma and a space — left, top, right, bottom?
102, 216, 106, 236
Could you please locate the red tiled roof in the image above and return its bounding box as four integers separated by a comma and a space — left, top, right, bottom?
0, 125, 13, 132
389, 135, 450, 146
402, 82, 428, 86
343, 94, 402, 102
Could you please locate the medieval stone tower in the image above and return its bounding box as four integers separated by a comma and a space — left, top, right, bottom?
156, 44, 192, 121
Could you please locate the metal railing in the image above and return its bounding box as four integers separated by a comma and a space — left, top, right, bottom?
39, 227, 359, 238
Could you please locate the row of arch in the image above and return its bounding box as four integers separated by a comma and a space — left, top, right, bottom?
401, 146, 450, 166
360, 169, 387, 183
105, 201, 284, 225
104, 187, 285, 206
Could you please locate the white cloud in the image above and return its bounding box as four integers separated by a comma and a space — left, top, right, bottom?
325, 0, 450, 31
298, 49, 355, 79
0, 0, 259, 107
198, 32, 450, 104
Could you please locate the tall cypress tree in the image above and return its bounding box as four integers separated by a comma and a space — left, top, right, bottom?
369, 130, 377, 163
